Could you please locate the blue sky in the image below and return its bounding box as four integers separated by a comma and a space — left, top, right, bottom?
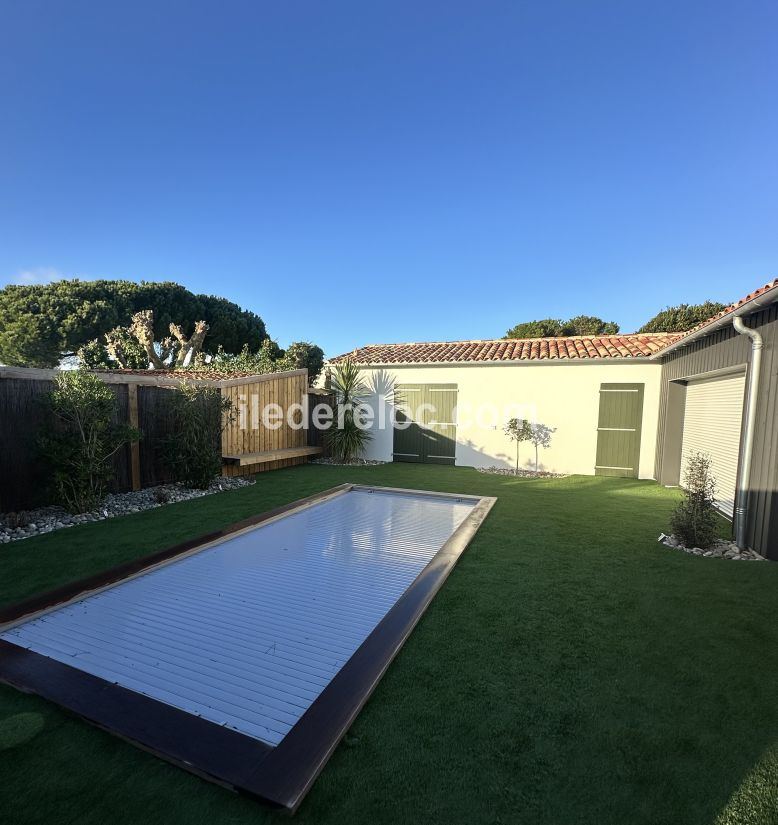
1, 1, 776, 356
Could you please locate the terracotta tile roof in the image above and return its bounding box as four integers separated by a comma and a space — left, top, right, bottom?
329, 333, 683, 365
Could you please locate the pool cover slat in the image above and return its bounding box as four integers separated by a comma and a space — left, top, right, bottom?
1, 489, 475, 746
0, 484, 496, 812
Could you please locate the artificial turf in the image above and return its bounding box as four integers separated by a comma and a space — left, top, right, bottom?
1, 464, 777, 825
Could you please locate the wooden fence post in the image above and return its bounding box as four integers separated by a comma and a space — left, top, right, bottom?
127, 383, 141, 491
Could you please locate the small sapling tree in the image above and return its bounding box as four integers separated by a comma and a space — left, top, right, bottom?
503, 418, 532, 473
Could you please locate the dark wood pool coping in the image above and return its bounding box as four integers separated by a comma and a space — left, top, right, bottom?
0, 483, 497, 813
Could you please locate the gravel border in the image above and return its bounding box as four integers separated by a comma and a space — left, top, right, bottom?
310, 458, 387, 466
0, 477, 255, 544
657, 533, 765, 561
476, 466, 566, 479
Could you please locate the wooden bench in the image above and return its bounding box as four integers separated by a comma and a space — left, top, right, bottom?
222, 446, 323, 467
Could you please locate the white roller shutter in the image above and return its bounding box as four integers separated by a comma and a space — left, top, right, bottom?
680, 372, 746, 517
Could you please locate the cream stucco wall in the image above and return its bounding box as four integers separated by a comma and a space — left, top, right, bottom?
347, 361, 662, 478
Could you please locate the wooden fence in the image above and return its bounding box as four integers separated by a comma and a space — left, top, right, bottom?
220, 370, 324, 476
0, 367, 329, 512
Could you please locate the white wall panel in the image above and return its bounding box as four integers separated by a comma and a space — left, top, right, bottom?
356, 362, 663, 478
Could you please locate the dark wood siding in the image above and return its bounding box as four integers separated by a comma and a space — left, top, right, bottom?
0, 370, 315, 512
306, 391, 335, 456
655, 304, 778, 557
0, 378, 130, 511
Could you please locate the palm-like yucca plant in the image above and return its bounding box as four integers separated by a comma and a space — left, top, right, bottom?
326, 359, 373, 463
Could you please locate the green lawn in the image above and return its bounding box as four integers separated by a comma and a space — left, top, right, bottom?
2, 464, 778, 825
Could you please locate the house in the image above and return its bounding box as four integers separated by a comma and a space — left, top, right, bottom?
654, 280, 778, 556
328, 278, 778, 558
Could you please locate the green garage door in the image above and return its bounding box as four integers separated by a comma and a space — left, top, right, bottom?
594, 383, 644, 478
393, 384, 457, 465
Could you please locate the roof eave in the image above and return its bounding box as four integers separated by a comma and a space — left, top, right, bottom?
649, 284, 778, 360
326, 356, 656, 367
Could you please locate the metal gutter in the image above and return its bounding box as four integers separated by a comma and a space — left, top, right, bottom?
732, 317, 764, 549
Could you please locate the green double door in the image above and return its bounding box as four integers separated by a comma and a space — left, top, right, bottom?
393, 384, 457, 465
594, 383, 644, 478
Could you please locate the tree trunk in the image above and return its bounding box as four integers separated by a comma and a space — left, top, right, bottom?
129, 310, 164, 369
104, 330, 129, 368
171, 320, 209, 367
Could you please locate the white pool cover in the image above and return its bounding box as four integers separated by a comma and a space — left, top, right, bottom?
1, 488, 476, 747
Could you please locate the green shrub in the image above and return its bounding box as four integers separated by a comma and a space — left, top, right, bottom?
325, 360, 373, 463
39, 370, 139, 513
670, 451, 720, 548
164, 383, 233, 489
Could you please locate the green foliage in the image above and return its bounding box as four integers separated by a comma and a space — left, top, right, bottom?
503, 418, 532, 472
281, 341, 325, 382
326, 360, 373, 462
670, 451, 720, 548
75, 338, 114, 370
505, 318, 566, 338
638, 301, 727, 333
198, 340, 280, 374
565, 315, 620, 336
0, 279, 268, 367
38, 371, 140, 513
77, 328, 148, 370
504, 316, 620, 339
192, 339, 325, 383
164, 384, 233, 489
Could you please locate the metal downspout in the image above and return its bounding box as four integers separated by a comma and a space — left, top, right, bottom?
733, 316, 763, 549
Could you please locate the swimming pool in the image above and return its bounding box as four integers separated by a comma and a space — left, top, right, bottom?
0, 484, 495, 811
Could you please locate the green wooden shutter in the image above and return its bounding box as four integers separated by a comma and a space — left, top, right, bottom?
423, 385, 457, 465
595, 383, 644, 478
393, 384, 457, 465
393, 385, 425, 462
